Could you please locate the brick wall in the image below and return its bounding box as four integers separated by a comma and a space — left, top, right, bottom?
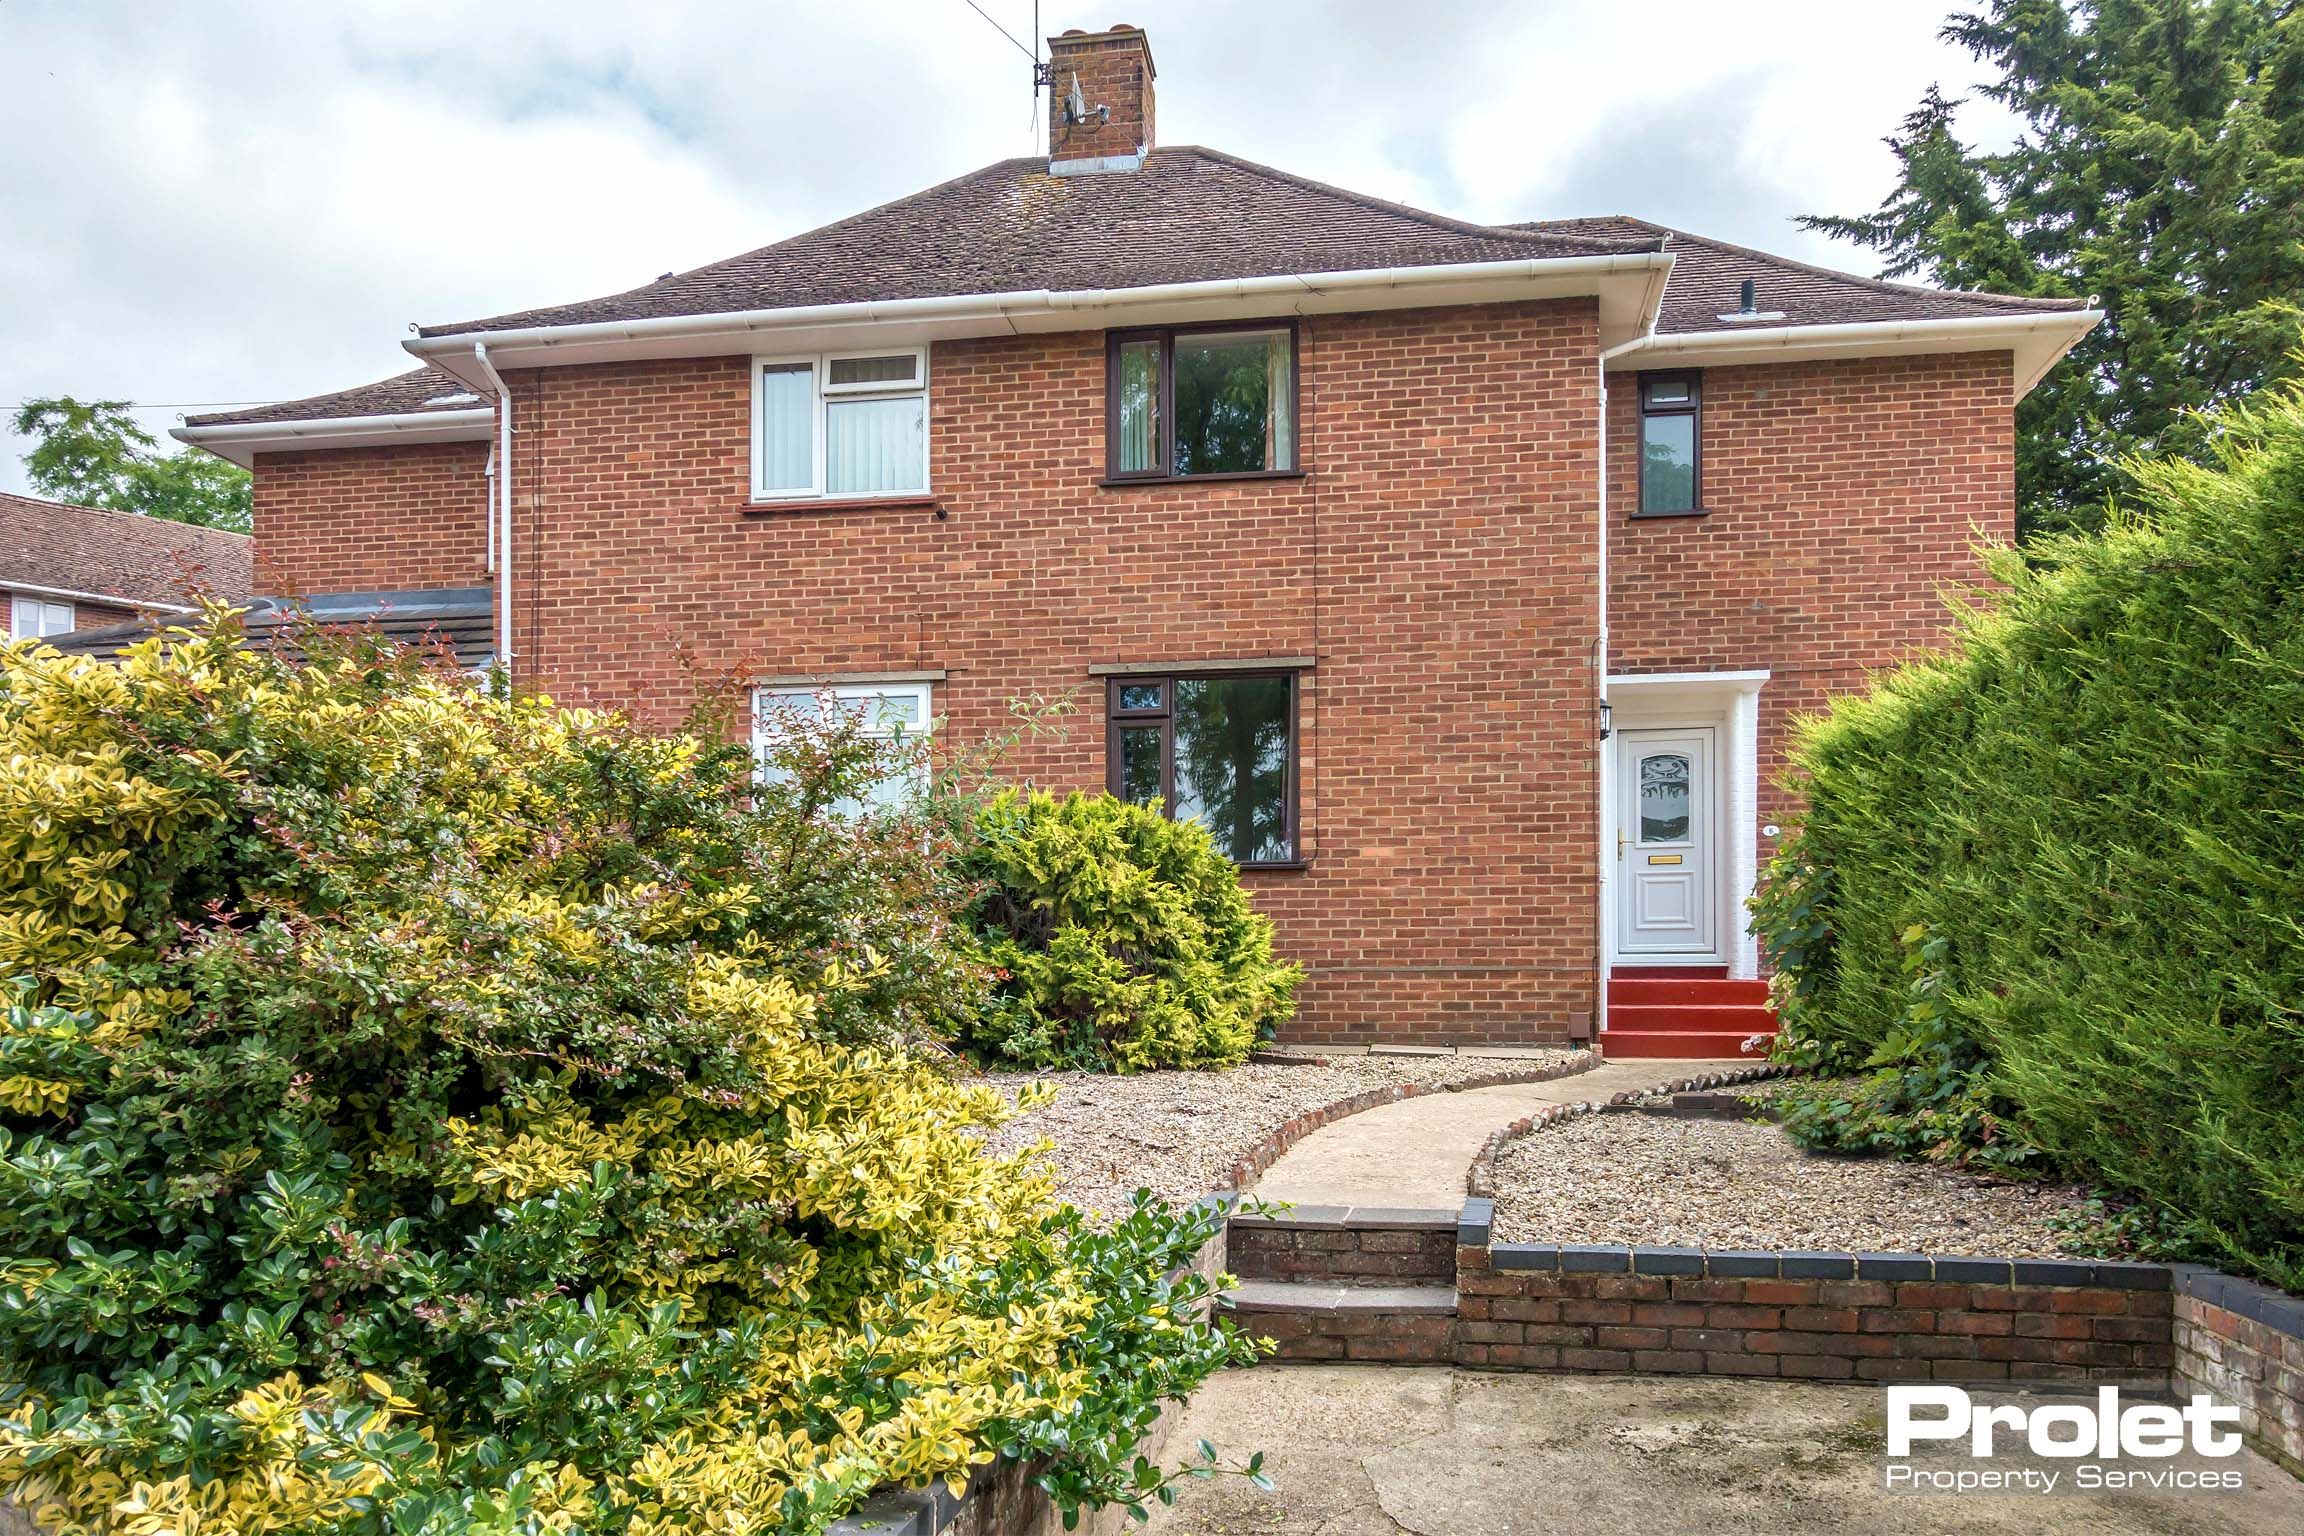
2175, 1272, 2304, 1475
254, 440, 489, 597
480, 300, 1602, 1045
1231, 1213, 1456, 1286
1607, 351, 2014, 883
68, 600, 139, 632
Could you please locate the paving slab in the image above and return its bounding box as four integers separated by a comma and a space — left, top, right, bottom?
1144, 1365, 2304, 1535
1253, 1059, 1727, 1210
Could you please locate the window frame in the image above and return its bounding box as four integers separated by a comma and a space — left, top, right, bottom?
9, 595, 74, 639
750, 347, 931, 504
1634, 370, 1703, 518
1103, 320, 1303, 484
1104, 669, 1302, 868
751, 680, 936, 806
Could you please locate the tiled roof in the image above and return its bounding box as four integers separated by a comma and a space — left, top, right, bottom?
184, 366, 486, 429
51, 587, 495, 668
0, 491, 252, 607
1513, 216, 2084, 334
415, 147, 1664, 338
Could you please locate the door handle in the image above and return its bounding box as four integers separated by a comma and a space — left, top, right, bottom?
1616, 830, 1627, 860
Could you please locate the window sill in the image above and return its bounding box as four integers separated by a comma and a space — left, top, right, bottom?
743, 494, 941, 516
1628, 506, 1710, 521
1098, 469, 1309, 489
1239, 859, 1311, 873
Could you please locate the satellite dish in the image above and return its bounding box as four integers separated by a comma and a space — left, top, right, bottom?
1066, 72, 1088, 125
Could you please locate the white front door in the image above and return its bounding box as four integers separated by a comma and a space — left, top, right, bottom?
1613, 726, 1720, 962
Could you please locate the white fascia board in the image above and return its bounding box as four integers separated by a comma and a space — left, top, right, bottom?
3, 579, 196, 614
1602, 310, 2102, 400
171, 408, 496, 469
403, 254, 1677, 387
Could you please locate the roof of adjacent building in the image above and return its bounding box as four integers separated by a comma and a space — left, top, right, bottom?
184, 149, 2084, 430
182, 366, 485, 428
51, 587, 495, 667
0, 491, 253, 608
1513, 216, 2086, 334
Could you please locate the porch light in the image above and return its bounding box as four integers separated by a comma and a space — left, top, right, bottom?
1598, 699, 1613, 741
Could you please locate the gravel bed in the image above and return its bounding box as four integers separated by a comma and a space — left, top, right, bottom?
978, 1051, 1580, 1219
1491, 1113, 2095, 1256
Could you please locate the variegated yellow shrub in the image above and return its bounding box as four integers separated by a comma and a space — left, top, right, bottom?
0, 615, 1251, 1536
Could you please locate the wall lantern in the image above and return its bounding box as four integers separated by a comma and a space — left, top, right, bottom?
1598, 699, 1613, 741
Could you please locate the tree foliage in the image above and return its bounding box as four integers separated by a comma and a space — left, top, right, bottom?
1751, 381, 2304, 1291
958, 791, 1300, 1072
12, 398, 253, 532
0, 618, 1253, 1536
1802, 0, 2304, 538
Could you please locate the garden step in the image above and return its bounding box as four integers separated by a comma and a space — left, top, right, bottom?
1601, 1029, 1773, 1060
1227, 1207, 1457, 1286
1608, 964, 1729, 979
1607, 977, 1771, 1006
1222, 1279, 1458, 1364
1605, 1002, 1776, 1031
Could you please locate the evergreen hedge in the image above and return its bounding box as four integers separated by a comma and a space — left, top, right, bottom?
1753, 384, 2304, 1291
957, 791, 1300, 1072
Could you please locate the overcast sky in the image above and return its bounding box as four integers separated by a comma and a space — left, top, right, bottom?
0, 0, 2020, 497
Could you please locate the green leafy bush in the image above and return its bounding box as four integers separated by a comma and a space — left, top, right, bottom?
0, 618, 1255, 1536
958, 790, 1300, 1071
1753, 383, 2304, 1289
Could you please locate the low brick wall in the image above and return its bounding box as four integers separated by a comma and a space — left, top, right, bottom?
1230, 1211, 1456, 1286
1241, 1290, 1456, 1365
1454, 1240, 2174, 1384
2174, 1266, 2304, 1476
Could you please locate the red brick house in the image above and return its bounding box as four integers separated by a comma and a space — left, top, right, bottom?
170, 25, 2097, 1053
0, 490, 250, 639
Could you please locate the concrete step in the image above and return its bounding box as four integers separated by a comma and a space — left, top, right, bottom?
1223, 1279, 1458, 1364
1227, 1207, 1457, 1286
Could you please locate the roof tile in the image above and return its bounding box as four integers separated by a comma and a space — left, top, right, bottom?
0, 492, 252, 608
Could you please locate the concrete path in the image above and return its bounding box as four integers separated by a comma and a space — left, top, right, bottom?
1253, 1059, 1731, 1210
1145, 1365, 2304, 1535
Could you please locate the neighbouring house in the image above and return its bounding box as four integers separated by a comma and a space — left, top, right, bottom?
0, 489, 251, 639
162, 24, 2099, 1052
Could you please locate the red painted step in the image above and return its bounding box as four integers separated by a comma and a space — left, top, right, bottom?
1609, 965, 1729, 980
1603, 1029, 1774, 1060
1608, 977, 1771, 1006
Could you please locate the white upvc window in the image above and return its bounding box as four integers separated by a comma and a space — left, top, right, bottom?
9, 596, 75, 639
751, 349, 929, 502
751, 681, 934, 812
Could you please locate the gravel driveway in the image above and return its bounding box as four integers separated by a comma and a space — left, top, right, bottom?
1491, 1113, 2096, 1256
979, 1053, 1577, 1219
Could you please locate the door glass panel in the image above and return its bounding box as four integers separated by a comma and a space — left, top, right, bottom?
1638, 753, 1692, 842
1117, 726, 1163, 805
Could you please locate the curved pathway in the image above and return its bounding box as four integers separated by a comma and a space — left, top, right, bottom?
1254, 1057, 1730, 1209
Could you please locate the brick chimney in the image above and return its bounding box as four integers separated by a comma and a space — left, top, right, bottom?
1046, 24, 1155, 172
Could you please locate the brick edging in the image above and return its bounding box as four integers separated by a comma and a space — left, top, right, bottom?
1217, 1048, 1606, 1193
1464, 1061, 1787, 1199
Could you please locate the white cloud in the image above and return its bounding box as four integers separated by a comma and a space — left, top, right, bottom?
1, 0, 2020, 494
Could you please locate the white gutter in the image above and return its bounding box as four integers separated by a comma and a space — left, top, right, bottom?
4, 579, 196, 615
404, 254, 1677, 380
1602, 309, 2102, 400
469, 343, 514, 677
172, 408, 495, 470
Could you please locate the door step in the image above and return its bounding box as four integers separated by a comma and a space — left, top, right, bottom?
1223, 1280, 1457, 1363
1601, 1029, 1774, 1059
1606, 972, 1777, 1059
1609, 977, 1770, 1006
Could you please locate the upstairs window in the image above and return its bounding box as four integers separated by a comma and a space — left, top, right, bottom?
754, 349, 928, 501
1637, 373, 1701, 515
1109, 325, 1297, 480
9, 596, 74, 639
1108, 672, 1298, 865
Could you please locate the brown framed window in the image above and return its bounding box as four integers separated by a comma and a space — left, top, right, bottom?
1107, 672, 1299, 865
1107, 322, 1299, 481
1637, 372, 1701, 515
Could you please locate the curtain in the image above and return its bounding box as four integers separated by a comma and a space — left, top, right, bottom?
826, 395, 926, 494
757, 363, 814, 492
